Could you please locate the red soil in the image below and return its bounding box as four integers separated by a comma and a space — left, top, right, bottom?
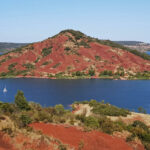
0, 131, 57, 150
30, 123, 135, 150
0, 133, 15, 150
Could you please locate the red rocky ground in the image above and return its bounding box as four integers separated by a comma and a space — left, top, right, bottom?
30, 123, 145, 150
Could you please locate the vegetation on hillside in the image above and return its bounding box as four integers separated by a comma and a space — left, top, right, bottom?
60, 29, 150, 61
0, 91, 149, 149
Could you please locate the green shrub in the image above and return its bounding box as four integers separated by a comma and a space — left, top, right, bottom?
42, 61, 49, 65
58, 144, 67, 150
127, 121, 150, 144
2, 127, 13, 135
36, 111, 52, 122
53, 63, 61, 68
55, 104, 65, 116
126, 134, 135, 142
88, 100, 130, 117
34, 57, 40, 63
76, 114, 86, 123
84, 116, 99, 129
23, 63, 35, 70
42, 47, 52, 57
95, 56, 101, 61
0, 103, 14, 114
60, 29, 85, 40
0, 58, 6, 64
138, 107, 147, 114
100, 70, 113, 76
64, 47, 71, 51
78, 140, 84, 150
8, 63, 17, 71
73, 71, 84, 76
19, 114, 32, 127
0, 72, 7, 77
14, 47, 22, 53
14, 90, 30, 111
132, 121, 149, 132
79, 40, 90, 48
88, 69, 95, 76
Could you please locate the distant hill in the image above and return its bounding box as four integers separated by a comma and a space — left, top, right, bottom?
0, 42, 29, 53
0, 29, 150, 79
114, 41, 150, 52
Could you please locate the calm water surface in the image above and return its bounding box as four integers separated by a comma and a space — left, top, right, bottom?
0, 79, 150, 113
146, 51, 150, 55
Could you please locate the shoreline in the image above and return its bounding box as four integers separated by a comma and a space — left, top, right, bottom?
0, 75, 150, 80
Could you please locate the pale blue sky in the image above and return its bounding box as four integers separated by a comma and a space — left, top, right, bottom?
0, 0, 150, 43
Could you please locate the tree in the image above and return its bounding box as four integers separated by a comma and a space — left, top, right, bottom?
14, 90, 30, 110
138, 107, 146, 114
88, 69, 95, 76
55, 104, 65, 115
19, 114, 32, 127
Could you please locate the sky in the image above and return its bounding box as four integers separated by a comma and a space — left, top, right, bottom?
0, 0, 150, 43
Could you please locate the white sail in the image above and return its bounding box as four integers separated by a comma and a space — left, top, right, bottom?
3, 87, 7, 93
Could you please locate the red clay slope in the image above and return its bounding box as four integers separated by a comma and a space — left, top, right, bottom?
0, 133, 15, 150
30, 123, 137, 150
0, 30, 150, 78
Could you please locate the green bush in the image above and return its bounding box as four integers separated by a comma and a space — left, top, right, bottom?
95, 56, 101, 61
88, 69, 95, 76
75, 114, 86, 123
34, 57, 40, 63
58, 144, 67, 150
14, 90, 30, 111
132, 120, 149, 132
55, 104, 65, 116
42, 47, 52, 57
36, 111, 52, 122
73, 71, 84, 76
42, 61, 49, 65
89, 100, 130, 117
0, 103, 14, 114
79, 40, 90, 48
19, 114, 32, 127
84, 116, 99, 129
53, 63, 61, 68
60, 29, 85, 40
23, 63, 35, 70
8, 63, 17, 71
100, 70, 113, 76
98, 116, 116, 134
2, 127, 13, 135
64, 47, 71, 51
0, 72, 7, 77
138, 107, 147, 114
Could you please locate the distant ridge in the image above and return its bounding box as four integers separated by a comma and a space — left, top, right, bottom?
0, 42, 29, 53
114, 41, 150, 52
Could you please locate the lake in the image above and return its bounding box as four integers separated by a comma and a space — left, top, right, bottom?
0, 78, 150, 113
146, 51, 150, 55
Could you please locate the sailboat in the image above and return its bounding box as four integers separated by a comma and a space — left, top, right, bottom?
3, 86, 7, 93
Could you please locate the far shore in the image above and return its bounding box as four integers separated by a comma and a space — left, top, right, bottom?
0, 75, 150, 80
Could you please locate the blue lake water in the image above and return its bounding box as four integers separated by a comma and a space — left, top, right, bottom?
146, 51, 150, 55
0, 79, 150, 113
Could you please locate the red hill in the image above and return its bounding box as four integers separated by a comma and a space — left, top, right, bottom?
0, 29, 150, 79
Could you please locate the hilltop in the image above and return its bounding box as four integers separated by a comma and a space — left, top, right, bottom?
1, 29, 150, 79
